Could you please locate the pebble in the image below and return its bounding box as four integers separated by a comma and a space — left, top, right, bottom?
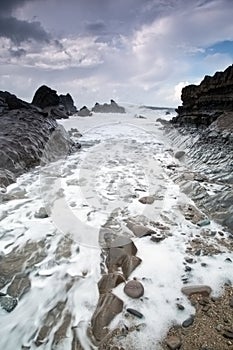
184, 257, 194, 264
182, 315, 194, 328
138, 196, 155, 205
197, 219, 210, 227
176, 303, 185, 311
185, 266, 192, 272
124, 280, 144, 299
165, 335, 182, 349
126, 308, 143, 319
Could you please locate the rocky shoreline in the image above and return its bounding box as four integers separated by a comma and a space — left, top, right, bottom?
160, 65, 233, 350
0, 86, 80, 189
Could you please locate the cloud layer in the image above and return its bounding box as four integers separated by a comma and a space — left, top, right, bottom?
0, 0, 233, 107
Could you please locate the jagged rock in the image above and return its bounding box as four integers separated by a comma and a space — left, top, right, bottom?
77, 106, 92, 117
126, 222, 156, 237
59, 93, 77, 115
98, 273, 125, 294
122, 255, 142, 279
7, 273, 31, 299
172, 64, 233, 127
91, 292, 123, 341
32, 85, 60, 109
0, 295, 18, 312
0, 91, 31, 112
92, 100, 125, 113
124, 280, 144, 298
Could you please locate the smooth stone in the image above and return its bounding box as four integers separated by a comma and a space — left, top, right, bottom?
138, 196, 155, 205
175, 151, 185, 159
124, 280, 144, 299
181, 285, 212, 297
176, 303, 185, 311
185, 266, 192, 272
126, 308, 143, 319
197, 219, 210, 227
182, 315, 194, 328
166, 335, 182, 349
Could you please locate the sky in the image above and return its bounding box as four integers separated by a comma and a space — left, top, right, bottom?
0, 0, 233, 108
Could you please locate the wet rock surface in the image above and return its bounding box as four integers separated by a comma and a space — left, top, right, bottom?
0, 88, 79, 188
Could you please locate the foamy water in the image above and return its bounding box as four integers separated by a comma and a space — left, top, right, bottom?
0, 105, 232, 349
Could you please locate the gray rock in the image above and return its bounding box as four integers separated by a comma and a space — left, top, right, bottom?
0, 295, 18, 312
126, 308, 143, 318
92, 100, 125, 113
197, 219, 211, 227
34, 207, 49, 219
138, 196, 155, 204
91, 292, 123, 341
182, 315, 194, 328
77, 106, 92, 117
124, 280, 144, 299
181, 285, 212, 297
175, 151, 185, 159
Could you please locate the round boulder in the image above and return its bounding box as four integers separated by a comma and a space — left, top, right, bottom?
124, 280, 144, 299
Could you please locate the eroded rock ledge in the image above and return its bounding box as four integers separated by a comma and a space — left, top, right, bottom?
172, 64, 233, 127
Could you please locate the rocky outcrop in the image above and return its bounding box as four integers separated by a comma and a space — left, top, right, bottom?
32, 85, 60, 109
32, 85, 77, 119
77, 106, 92, 117
172, 64, 233, 127
59, 93, 77, 115
92, 100, 125, 113
0, 90, 79, 188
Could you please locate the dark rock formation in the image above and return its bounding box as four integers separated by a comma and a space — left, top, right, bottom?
77, 106, 92, 117
92, 100, 125, 113
32, 85, 60, 109
172, 64, 233, 127
59, 93, 77, 115
0, 90, 79, 188
32, 85, 77, 119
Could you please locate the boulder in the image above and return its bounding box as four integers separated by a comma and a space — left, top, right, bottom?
181, 285, 212, 297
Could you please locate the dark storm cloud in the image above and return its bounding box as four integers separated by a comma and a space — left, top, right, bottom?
0, 0, 29, 14
0, 0, 50, 43
0, 16, 50, 43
